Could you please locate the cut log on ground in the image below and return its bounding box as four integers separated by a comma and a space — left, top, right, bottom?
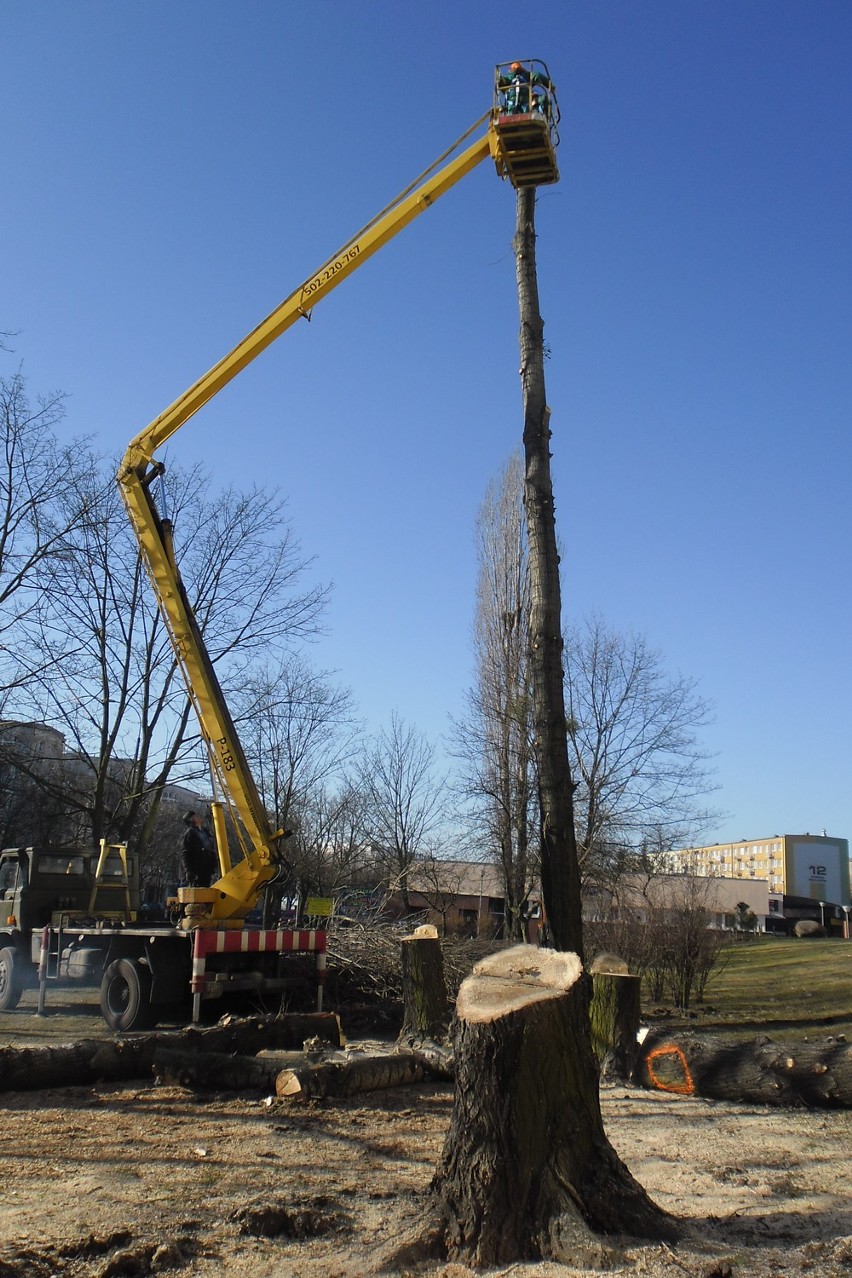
183, 1012, 343, 1054
589, 972, 641, 1081
428, 945, 677, 1268
398, 931, 449, 1042
153, 1047, 294, 1092
0, 1013, 341, 1093
275, 1049, 429, 1099
0, 1036, 157, 1093
637, 1029, 852, 1107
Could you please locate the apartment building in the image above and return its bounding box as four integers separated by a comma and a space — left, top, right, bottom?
666, 833, 850, 905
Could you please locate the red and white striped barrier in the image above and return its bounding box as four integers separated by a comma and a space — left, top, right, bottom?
191, 928, 327, 1019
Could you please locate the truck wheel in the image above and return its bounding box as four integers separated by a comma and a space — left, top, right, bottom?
100, 958, 156, 1031
0, 947, 21, 1011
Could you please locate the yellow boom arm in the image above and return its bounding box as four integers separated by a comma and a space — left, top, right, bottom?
117, 70, 559, 922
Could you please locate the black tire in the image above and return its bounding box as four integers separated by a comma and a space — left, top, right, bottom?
100, 958, 156, 1032
0, 946, 21, 1011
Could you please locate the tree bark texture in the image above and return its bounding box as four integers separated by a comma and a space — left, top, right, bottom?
589, 973, 641, 1081
0, 1013, 341, 1092
398, 933, 449, 1041
637, 1029, 852, 1107
514, 186, 583, 958
432, 946, 676, 1266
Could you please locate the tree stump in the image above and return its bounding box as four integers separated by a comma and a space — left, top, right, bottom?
430, 945, 676, 1267
398, 927, 449, 1042
589, 972, 641, 1081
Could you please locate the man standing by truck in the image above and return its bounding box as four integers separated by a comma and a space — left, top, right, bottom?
180, 811, 215, 888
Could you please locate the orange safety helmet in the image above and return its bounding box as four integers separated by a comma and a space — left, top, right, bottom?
510, 61, 523, 71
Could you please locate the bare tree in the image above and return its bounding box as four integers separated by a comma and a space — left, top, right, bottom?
662, 875, 731, 1009
0, 369, 92, 695
236, 657, 359, 922
587, 866, 731, 1009
135, 801, 186, 905
13, 460, 182, 845
457, 450, 717, 940
12, 456, 329, 852
180, 480, 329, 677
236, 655, 358, 834
287, 782, 373, 905
357, 713, 446, 909
451, 451, 537, 940
565, 615, 717, 883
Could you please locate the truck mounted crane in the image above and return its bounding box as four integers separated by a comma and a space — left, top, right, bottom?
0, 63, 560, 1030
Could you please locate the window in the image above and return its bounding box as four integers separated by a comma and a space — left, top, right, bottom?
36, 854, 85, 876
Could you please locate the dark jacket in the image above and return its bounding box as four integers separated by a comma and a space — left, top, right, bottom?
180, 824, 215, 887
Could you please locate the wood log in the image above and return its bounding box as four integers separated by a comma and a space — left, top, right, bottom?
0, 1036, 158, 1093
430, 945, 676, 1268
398, 932, 449, 1041
187, 1012, 343, 1054
589, 972, 641, 1081
275, 1049, 428, 1099
153, 1047, 285, 1092
637, 1029, 852, 1107
0, 1013, 341, 1093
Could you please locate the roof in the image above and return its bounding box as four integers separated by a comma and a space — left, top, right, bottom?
408, 859, 539, 900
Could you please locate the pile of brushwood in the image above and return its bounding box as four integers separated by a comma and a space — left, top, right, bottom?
325, 923, 500, 1026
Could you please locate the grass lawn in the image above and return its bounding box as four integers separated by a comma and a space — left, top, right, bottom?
652, 937, 852, 1039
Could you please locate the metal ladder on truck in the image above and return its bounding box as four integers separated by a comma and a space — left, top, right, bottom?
88, 840, 134, 919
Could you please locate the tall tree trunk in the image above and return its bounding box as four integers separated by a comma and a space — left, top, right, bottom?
422, 190, 675, 1267
515, 186, 583, 957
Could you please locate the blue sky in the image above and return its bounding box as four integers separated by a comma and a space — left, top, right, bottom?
3, 1, 851, 847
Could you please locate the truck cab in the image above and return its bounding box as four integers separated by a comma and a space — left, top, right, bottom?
0, 845, 140, 1010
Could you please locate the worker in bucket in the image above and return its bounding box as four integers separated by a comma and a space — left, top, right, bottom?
497, 61, 552, 117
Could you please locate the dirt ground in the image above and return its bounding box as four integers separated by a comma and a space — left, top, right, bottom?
1, 992, 851, 1278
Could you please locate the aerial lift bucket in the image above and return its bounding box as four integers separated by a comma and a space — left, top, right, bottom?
492, 58, 561, 188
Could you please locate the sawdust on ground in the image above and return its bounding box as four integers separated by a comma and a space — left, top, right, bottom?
0, 991, 850, 1278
